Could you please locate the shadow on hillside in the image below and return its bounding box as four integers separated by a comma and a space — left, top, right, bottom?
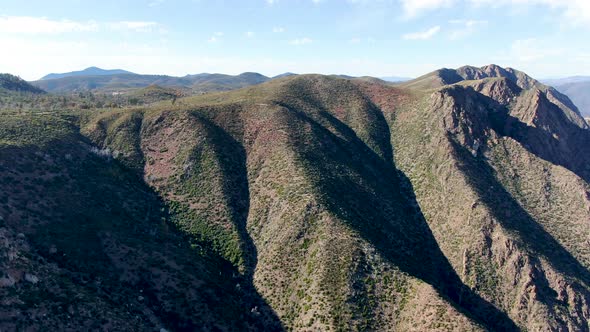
0, 132, 284, 331
148, 114, 285, 331
279, 105, 519, 331
449, 137, 590, 289
189, 114, 258, 275
469, 86, 590, 183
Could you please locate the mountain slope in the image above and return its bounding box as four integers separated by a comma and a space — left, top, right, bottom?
0, 74, 45, 94
41, 67, 134, 80
1, 65, 590, 331
0, 111, 282, 331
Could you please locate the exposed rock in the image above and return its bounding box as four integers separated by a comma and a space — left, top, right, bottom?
24, 273, 39, 284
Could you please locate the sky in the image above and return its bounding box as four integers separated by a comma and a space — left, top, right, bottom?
1, 0, 590, 80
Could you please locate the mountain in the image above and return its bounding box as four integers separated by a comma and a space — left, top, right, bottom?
554, 81, 590, 117
542, 77, 590, 117
41, 67, 134, 80
380, 76, 413, 82
31, 72, 271, 94
1, 64, 590, 331
542, 76, 590, 86
0, 74, 45, 94
186, 72, 270, 93
273, 72, 297, 79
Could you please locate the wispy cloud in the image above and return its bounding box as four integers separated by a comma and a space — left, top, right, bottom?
510, 38, 565, 62
148, 0, 166, 7
400, 0, 455, 18
0, 16, 161, 34
402, 26, 441, 40
107, 21, 160, 32
0, 16, 99, 34
398, 0, 590, 25
448, 19, 487, 39
470, 0, 590, 25
272, 26, 285, 33
208, 32, 224, 43
289, 37, 313, 45
245, 31, 255, 38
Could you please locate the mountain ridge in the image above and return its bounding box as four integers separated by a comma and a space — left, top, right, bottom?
31, 71, 272, 94
40, 66, 134, 80
1, 64, 590, 331
544, 78, 590, 117
0, 74, 46, 94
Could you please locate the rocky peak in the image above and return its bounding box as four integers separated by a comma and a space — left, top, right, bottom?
466, 77, 521, 105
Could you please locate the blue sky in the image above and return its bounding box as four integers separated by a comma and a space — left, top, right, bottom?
1, 0, 589, 80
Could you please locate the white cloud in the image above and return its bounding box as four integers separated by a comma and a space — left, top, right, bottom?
509, 38, 565, 62
207, 32, 224, 42
107, 21, 159, 32
398, 0, 590, 24
0, 16, 99, 34
0, 16, 161, 34
400, 0, 455, 17
402, 26, 441, 40
470, 0, 590, 24
265, 0, 277, 4
349, 37, 362, 44
272, 26, 285, 33
448, 19, 487, 40
245, 31, 255, 38
289, 37, 313, 45
486, 37, 586, 78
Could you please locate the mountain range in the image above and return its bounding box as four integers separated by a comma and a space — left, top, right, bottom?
542, 77, 590, 117
1, 64, 590, 331
40, 67, 135, 80
32, 70, 272, 94
32, 67, 588, 119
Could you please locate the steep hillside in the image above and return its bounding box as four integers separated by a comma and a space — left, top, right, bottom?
1, 65, 590, 331
0, 110, 281, 331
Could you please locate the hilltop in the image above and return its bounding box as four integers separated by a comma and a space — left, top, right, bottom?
1, 65, 589, 331
40, 67, 134, 80
0, 74, 45, 94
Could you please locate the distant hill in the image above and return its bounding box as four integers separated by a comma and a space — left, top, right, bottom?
543, 77, 590, 117
31, 71, 271, 93
41, 67, 134, 80
188, 72, 270, 93
0, 73, 45, 94
542, 76, 590, 86
273, 72, 297, 79
380, 76, 412, 82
